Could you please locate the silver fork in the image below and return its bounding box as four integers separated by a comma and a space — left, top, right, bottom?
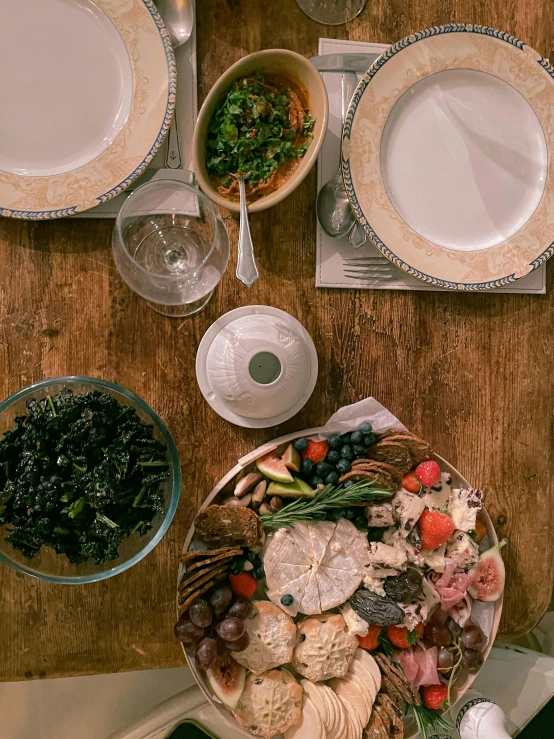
343, 255, 396, 281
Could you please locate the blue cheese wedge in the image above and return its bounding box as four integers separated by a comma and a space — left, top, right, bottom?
447, 488, 483, 532
446, 530, 480, 571
366, 541, 407, 571
367, 503, 394, 528
401, 577, 441, 629
392, 489, 425, 533
421, 543, 447, 572
341, 602, 369, 636
382, 527, 425, 567
420, 471, 452, 510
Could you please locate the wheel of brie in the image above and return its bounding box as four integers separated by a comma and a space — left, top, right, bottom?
264, 518, 371, 615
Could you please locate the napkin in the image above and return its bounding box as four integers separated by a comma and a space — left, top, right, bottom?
315, 37, 546, 295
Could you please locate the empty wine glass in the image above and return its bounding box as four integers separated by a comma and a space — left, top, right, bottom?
113, 179, 229, 317
296, 0, 366, 25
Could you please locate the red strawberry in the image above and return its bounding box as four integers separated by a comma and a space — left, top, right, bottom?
402, 471, 421, 494
415, 460, 441, 486
419, 509, 455, 550
387, 622, 424, 649
358, 624, 382, 650
421, 683, 448, 710
302, 439, 329, 464
229, 572, 257, 599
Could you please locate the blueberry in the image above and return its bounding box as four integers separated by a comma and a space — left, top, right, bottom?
301, 458, 315, 476
294, 437, 308, 451
336, 458, 351, 474
363, 433, 376, 447
353, 444, 366, 455
343, 480, 354, 488
351, 430, 364, 445
326, 450, 340, 464
359, 421, 373, 433
316, 461, 333, 477
329, 509, 343, 521
340, 445, 354, 460
325, 471, 339, 485
355, 517, 368, 530
327, 433, 342, 450
310, 476, 323, 487
345, 508, 356, 520
280, 594, 294, 606
254, 565, 265, 580
340, 433, 351, 444
230, 557, 245, 574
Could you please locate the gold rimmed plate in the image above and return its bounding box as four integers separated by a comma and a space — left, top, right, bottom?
342, 25, 554, 290
0, 0, 176, 219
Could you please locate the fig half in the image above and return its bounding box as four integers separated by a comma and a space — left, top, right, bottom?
467, 538, 507, 602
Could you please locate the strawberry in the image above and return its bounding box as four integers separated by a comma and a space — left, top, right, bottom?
419, 509, 455, 550
415, 460, 441, 487
421, 683, 448, 710
474, 519, 487, 543
302, 439, 329, 464
387, 622, 424, 649
358, 624, 382, 651
402, 471, 421, 494
229, 572, 257, 599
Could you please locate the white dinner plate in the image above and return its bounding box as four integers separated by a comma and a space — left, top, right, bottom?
342, 25, 554, 290
0, 0, 175, 219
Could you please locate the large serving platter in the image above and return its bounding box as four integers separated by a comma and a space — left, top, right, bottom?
177, 426, 502, 739
0, 0, 175, 219
342, 24, 554, 290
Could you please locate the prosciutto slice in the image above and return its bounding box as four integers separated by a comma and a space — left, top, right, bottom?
430, 558, 470, 610
449, 594, 473, 627
397, 646, 440, 686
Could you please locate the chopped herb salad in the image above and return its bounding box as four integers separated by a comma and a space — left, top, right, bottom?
206, 73, 315, 203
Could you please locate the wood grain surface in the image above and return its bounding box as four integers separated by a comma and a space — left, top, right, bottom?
1, 0, 553, 681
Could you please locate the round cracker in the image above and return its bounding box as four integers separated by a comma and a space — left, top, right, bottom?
348, 657, 378, 707
285, 694, 325, 739
353, 648, 381, 693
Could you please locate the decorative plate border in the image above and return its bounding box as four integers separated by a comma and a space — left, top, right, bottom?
0, 0, 176, 220
342, 24, 554, 290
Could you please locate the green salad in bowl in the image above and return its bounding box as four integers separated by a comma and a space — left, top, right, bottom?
0, 377, 180, 583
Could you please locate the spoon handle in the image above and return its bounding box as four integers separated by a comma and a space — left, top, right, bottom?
236, 178, 259, 287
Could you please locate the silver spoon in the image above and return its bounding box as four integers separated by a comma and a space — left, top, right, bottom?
234, 176, 259, 287
316, 71, 359, 238
156, 0, 194, 169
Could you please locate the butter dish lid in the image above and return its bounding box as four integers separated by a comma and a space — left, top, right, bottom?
196, 306, 318, 428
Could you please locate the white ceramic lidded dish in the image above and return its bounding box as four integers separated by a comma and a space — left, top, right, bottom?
196, 306, 318, 428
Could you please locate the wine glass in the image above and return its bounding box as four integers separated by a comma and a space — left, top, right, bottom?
296, 0, 366, 25
112, 179, 229, 317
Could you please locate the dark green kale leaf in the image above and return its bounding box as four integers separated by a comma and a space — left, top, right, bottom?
0, 389, 170, 565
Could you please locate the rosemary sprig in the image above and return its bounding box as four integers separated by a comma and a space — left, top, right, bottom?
260, 480, 393, 529
411, 704, 453, 739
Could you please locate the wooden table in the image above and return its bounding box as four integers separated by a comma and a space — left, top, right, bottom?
0, 0, 553, 682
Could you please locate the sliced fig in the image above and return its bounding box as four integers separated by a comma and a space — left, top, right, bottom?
256, 452, 294, 483
467, 538, 507, 602
206, 651, 246, 710
282, 443, 301, 472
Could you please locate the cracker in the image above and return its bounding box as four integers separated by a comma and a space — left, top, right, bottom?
375, 654, 421, 706
178, 561, 230, 605
180, 546, 241, 564
364, 705, 390, 739
381, 433, 432, 465
351, 459, 403, 488
194, 505, 262, 547
339, 469, 396, 492
376, 693, 404, 738
178, 558, 231, 592
178, 570, 228, 614
367, 441, 413, 474
184, 547, 242, 573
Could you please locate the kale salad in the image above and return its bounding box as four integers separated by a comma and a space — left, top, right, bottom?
206, 73, 315, 203
0, 389, 169, 565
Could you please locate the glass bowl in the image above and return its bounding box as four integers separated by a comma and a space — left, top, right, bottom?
0, 377, 181, 584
